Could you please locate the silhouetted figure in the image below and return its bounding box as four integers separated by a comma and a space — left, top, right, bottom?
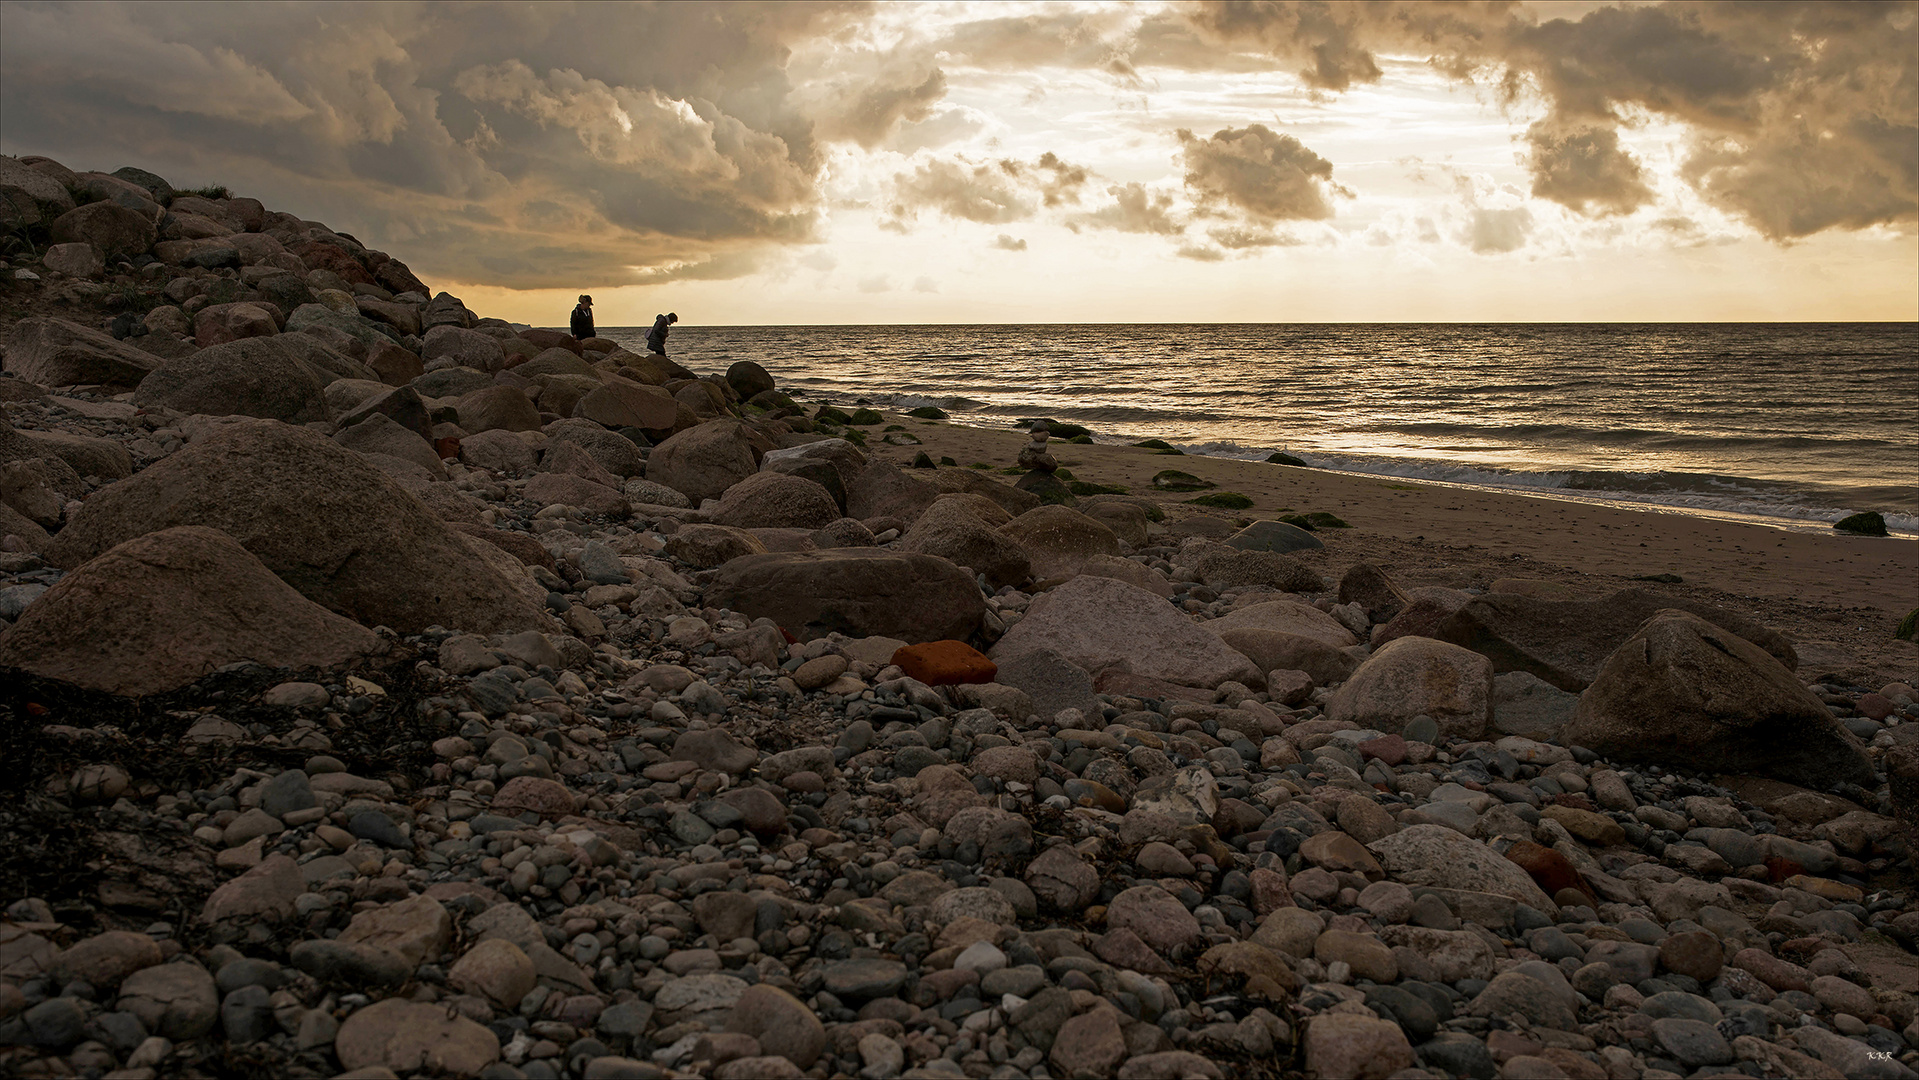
646, 311, 678, 357
570, 294, 595, 340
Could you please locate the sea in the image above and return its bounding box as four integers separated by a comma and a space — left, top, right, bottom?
596, 323, 1919, 536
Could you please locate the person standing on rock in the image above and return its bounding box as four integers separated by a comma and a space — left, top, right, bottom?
570, 294, 595, 340
647, 311, 678, 357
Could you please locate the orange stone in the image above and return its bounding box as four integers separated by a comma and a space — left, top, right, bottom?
1503, 840, 1593, 901
891, 640, 997, 686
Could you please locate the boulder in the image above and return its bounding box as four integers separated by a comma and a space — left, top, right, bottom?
1216, 627, 1358, 687
354, 295, 421, 336
1188, 546, 1323, 592
897, 495, 1033, 590
0, 526, 378, 697
998, 505, 1121, 580
664, 524, 767, 568
421, 293, 477, 330
1433, 589, 1796, 692
459, 430, 537, 475
928, 467, 1044, 520
337, 384, 432, 439
522, 473, 629, 516
762, 439, 868, 506
46, 421, 552, 635
541, 440, 623, 489
515, 347, 596, 379
1368, 826, 1557, 913
421, 325, 506, 372
132, 338, 331, 423
15, 429, 133, 481
285, 304, 400, 352
1324, 637, 1494, 740
574, 379, 679, 433
725, 360, 776, 399
707, 549, 985, 643
990, 575, 1262, 690
192, 302, 279, 347
1226, 519, 1324, 553
456, 385, 542, 433
0, 156, 76, 230
1211, 599, 1356, 648
1075, 553, 1172, 596
846, 461, 939, 522
42, 242, 103, 278
335, 413, 446, 480
707, 471, 841, 530
646, 420, 760, 504
367, 341, 425, 385
542, 419, 644, 478
4, 317, 160, 388
50, 202, 155, 258
1562, 610, 1873, 789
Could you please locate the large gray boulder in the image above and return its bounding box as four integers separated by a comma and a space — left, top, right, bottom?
46, 421, 553, 635
1211, 599, 1356, 648
0, 156, 76, 230
1323, 636, 1494, 740
846, 461, 939, 523
646, 420, 759, 504
1433, 589, 1796, 692
573, 379, 678, 433
3, 317, 161, 388
1368, 825, 1557, 913
420, 325, 506, 372
455, 385, 542, 433
896, 494, 1031, 590
705, 471, 841, 530
50, 202, 155, 258
132, 337, 331, 423
0, 526, 379, 697
1561, 609, 1872, 789
542, 419, 643, 478
707, 549, 985, 643
990, 575, 1261, 690
998, 505, 1121, 581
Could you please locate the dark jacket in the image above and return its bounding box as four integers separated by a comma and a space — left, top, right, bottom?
570, 304, 594, 340
646, 315, 670, 355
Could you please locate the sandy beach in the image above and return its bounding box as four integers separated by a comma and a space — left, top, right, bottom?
873, 412, 1919, 683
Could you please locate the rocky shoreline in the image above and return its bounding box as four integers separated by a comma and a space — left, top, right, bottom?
1, 154, 1916, 1080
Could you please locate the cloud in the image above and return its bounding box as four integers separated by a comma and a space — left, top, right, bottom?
1176, 244, 1228, 262
1466, 206, 1534, 254
882, 152, 1094, 229
858, 274, 891, 293
1069, 182, 1183, 235
1208, 225, 1304, 249
1178, 1, 1918, 239
812, 68, 950, 149
1178, 123, 1343, 222
0, 1, 874, 288
1525, 121, 1654, 216
993, 234, 1028, 251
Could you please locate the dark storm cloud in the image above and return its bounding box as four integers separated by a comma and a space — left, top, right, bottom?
1178, 124, 1342, 222
0, 0, 869, 288
1180, 1, 1918, 238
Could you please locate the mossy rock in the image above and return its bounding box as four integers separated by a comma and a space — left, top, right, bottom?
1021, 420, 1091, 440
883, 424, 906, 432
907, 406, 948, 419
940, 456, 957, 466
1154, 448, 1185, 456
1267, 451, 1308, 467
1277, 514, 1316, 532
1306, 512, 1349, 529
840, 428, 867, 446
999, 466, 1026, 475
1054, 468, 1075, 481
1189, 492, 1253, 509
1067, 435, 1093, 445
1152, 469, 1214, 492
1897, 608, 1917, 642
881, 432, 922, 445
1835, 511, 1888, 536
969, 462, 993, 470
815, 405, 852, 425
848, 408, 884, 426
911, 451, 935, 469
1133, 438, 1178, 451
1069, 480, 1128, 496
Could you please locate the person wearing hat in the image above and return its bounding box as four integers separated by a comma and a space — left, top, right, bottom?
570, 294, 595, 340
646, 311, 678, 357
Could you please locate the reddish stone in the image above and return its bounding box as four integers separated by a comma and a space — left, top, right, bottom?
1356, 734, 1406, 766
491, 776, 575, 819
1764, 856, 1804, 883
1858, 693, 1895, 721
1552, 792, 1600, 813
891, 640, 996, 686
1730, 947, 1812, 993
1503, 840, 1593, 900
1248, 867, 1294, 915
433, 436, 461, 461
291, 241, 373, 284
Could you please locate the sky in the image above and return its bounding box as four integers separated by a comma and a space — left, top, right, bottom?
2, 1, 1915, 325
